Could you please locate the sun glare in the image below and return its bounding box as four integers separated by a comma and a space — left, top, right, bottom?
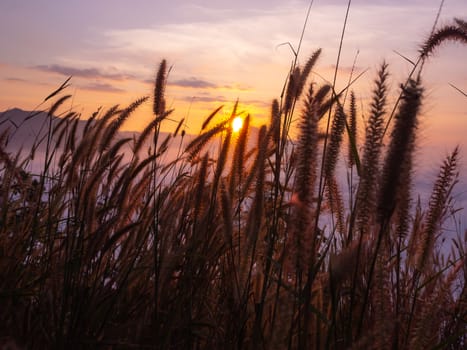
232, 116, 244, 133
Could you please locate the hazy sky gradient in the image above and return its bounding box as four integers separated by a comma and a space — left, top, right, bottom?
0, 0, 465, 150
1, 1, 465, 127
0, 1, 465, 146
1, 0, 466, 226
1, 2, 465, 104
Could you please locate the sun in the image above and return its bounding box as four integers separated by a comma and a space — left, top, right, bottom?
232, 116, 244, 133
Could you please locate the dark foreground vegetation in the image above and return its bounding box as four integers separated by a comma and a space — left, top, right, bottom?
0, 16, 466, 350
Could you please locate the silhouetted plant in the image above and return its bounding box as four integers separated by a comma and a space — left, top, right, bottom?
0, 15, 466, 350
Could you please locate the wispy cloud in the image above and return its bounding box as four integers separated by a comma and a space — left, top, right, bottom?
241, 99, 271, 108
4, 77, 29, 83
222, 83, 253, 91
168, 77, 253, 91
180, 94, 270, 109
4, 77, 51, 86
183, 95, 228, 103
80, 82, 125, 93
34, 64, 134, 81
170, 77, 218, 89
103, 13, 293, 80
324, 64, 365, 74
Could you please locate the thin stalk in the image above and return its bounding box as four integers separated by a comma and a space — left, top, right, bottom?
305, 1, 352, 347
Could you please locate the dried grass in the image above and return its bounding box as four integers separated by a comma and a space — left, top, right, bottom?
0, 15, 466, 350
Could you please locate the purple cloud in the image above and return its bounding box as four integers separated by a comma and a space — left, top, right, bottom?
34, 64, 133, 80
80, 82, 125, 93
170, 77, 218, 89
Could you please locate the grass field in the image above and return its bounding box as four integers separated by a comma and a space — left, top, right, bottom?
0, 15, 466, 350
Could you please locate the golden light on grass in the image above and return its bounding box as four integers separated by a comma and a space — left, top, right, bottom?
2, 16, 466, 348
232, 116, 244, 132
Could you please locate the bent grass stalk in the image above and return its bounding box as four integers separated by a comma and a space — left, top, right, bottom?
0, 15, 466, 350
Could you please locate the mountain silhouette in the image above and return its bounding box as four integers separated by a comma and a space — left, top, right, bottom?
0, 108, 188, 173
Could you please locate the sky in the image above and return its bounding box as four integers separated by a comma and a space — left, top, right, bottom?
0, 0, 464, 128
0, 0, 466, 227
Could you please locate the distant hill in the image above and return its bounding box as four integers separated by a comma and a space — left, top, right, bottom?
0, 108, 186, 160
0, 108, 149, 150
0, 109, 200, 179
0, 108, 59, 150
0, 108, 262, 164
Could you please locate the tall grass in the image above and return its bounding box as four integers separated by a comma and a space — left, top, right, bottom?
0, 16, 466, 350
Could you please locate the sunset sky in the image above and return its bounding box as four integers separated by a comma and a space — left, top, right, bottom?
0, 0, 464, 126
0, 0, 466, 226
1, 1, 466, 184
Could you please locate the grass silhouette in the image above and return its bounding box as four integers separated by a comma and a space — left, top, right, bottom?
0, 14, 466, 350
